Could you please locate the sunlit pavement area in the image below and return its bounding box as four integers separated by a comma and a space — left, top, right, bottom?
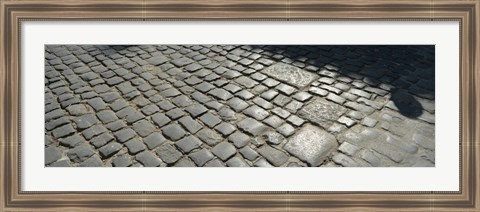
45, 45, 435, 167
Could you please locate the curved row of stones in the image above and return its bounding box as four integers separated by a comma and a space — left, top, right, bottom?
44, 44, 435, 167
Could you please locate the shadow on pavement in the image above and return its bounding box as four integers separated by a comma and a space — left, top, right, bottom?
245, 45, 435, 118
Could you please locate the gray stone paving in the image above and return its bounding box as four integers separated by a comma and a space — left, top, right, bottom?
44, 45, 435, 167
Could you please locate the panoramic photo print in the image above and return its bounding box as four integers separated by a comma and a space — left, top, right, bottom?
44, 45, 435, 167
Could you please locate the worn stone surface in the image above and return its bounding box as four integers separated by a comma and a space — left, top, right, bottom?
189, 148, 214, 166
66, 104, 90, 116
254, 158, 274, 167
156, 144, 182, 164
143, 132, 167, 149
196, 128, 223, 146
262, 63, 319, 88
98, 142, 123, 158
45, 146, 63, 164
132, 120, 155, 137
298, 98, 347, 129
52, 124, 76, 139
79, 155, 103, 167
114, 128, 136, 143
243, 105, 269, 120
124, 138, 146, 154
257, 146, 289, 166
67, 144, 95, 163
178, 116, 203, 134
228, 131, 251, 147
175, 135, 202, 153
162, 124, 186, 141
226, 156, 249, 167
112, 155, 133, 167
59, 134, 85, 148
284, 125, 338, 166
239, 146, 259, 161
237, 118, 268, 136
257, 131, 286, 145
45, 45, 434, 167
199, 112, 222, 128
90, 133, 114, 148
212, 142, 237, 161
136, 151, 161, 167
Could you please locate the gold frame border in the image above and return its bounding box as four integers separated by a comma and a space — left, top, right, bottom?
1, 0, 478, 211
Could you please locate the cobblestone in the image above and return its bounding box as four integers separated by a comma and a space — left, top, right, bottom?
263, 115, 284, 128
257, 146, 289, 166
136, 151, 161, 167
175, 135, 202, 153
252, 97, 273, 110
90, 133, 114, 148
151, 113, 171, 127
261, 90, 279, 101
239, 146, 259, 161
298, 99, 347, 129
98, 142, 123, 158
162, 124, 186, 141
124, 138, 146, 154
97, 110, 118, 123
79, 155, 103, 167
226, 156, 249, 167
212, 142, 237, 161
45, 45, 435, 167
215, 122, 236, 136
332, 153, 360, 167
205, 159, 225, 167
199, 112, 222, 128
66, 104, 89, 116
284, 125, 338, 166
156, 144, 182, 165
237, 118, 268, 136
194, 128, 222, 146
338, 142, 360, 156
178, 116, 203, 134
45, 146, 63, 164
227, 97, 249, 112
254, 158, 274, 167
287, 115, 305, 127
114, 128, 136, 143
52, 124, 76, 139
59, 134, 85, 148
277, 123, 295, 137
112, 155, 133, 167
143, 132, 167, 149
189, 149, 214, 166
243, 105, 269, 120
259, 131, 286, 145
338, 116, 357, 128
184, 104, 208, 118
67, 144, 95, 163
132, 120, 155, 137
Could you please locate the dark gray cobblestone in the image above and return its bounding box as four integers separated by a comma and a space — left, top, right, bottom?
45, 45, 434, 167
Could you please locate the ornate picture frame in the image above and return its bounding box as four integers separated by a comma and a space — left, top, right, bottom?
1, 0, 478, 211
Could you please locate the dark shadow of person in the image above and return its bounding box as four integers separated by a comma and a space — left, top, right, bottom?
389, 88, 424, 118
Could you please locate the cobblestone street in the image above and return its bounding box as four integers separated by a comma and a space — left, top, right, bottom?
45, 45, 435, 167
